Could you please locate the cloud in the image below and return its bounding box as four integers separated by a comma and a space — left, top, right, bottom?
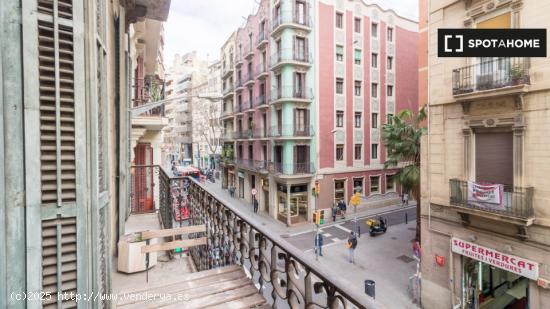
164, 0, 259, 65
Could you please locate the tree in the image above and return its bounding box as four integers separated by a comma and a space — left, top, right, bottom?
194, 98, 222, 166
382, 107, 426, 242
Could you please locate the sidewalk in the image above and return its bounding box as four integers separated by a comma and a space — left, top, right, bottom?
203, 181, 416, 237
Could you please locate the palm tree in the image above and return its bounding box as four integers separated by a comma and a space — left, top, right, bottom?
382, 107, 426, 242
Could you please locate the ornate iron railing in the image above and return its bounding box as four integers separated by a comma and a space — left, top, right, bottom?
452, 57, 530, 95
186, 178, 375, 308
449, 179, 534, 219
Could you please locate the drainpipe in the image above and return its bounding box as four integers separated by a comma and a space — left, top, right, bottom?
1, 0, 26, 307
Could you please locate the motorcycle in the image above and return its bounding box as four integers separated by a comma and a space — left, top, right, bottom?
366, 216, 387, 236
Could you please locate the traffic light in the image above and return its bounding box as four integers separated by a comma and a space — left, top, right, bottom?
315, 181, 320, 195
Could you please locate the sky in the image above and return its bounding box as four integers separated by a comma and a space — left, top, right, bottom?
163, 0, 419, 67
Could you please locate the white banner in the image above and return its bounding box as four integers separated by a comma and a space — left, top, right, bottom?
467, 181, 503, 205
452, 237, 539, 280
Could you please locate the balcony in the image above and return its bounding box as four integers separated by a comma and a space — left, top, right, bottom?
234, 103, 244, 115
255, 94, 268, 108
256, 63, 269, 80
244, 47, 254, 60
271, 11, 312, 36
242, 100, 254, 112
235, 53, 243, 67
449, 179, 535, 226
270, 86, 313, 104
271, 162, 315, 175
452, 57, 530, 100
243, 72, 255, 87
256, 31, 269, 49
269, 125, 314, 138
222, 85, 234, 99
271, 48, 312, 70
221, 65, 233, 79
133, 76, 166, 117
220, 107, 234, 119
235, 78, 244, 91
220, 131, 234, 140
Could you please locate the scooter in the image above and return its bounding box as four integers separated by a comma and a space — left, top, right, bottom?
366, 216, 388, 236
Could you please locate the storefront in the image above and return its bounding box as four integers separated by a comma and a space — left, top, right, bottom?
277, 183, 308, 225
452, 237, 538, 309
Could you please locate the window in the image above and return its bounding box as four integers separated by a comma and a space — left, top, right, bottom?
354, 18, 361, 33
295, 0, 306, 25
370, 176, 380, 193
387, 85, 393, 97
386, 174, 395, 192
294, 72, 305, 97
249, 144, 253, 160
336, 111, 344, 127
295, 37, 306, 61
354, 81, 361, 96
371, 83, 378, 98
386, 113, 394, 124
336, 45, 344, 61
334, 180, 346, 203
371, 144, 378, 159
371, 53, 378, 68
336, 144, 344, 161
336, 12, 343, 28
387, 56, 393, 70
354, 144, 362, 160
371, 23, 378, 38
353, 178, 363, 194
354, 49, 361, 65
354, 112, 362, 128
371, 113, 378, 128
387, 27, 393, 42
336, 78, 344, 94
295, 108, 308, 133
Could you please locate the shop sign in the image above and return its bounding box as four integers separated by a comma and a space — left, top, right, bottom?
467, 181, 503, 205
451, 237, 539, 280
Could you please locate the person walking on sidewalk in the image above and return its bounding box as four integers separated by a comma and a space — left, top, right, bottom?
332, 204, 338, 222
403, 192, 409, 206
253, 197, 258, 213
340, 200, 347, 219
314, 231, 324, 257
347, 232, 358, 263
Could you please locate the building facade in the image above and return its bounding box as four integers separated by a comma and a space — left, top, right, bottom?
421, 0, 550, 308
0, 0, 170, 307
163, 52, 209, 166
220, 0, 418, 226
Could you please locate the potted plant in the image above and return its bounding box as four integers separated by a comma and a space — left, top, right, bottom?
510, 65, 525, 85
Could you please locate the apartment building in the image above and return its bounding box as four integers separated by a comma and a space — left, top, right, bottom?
220, 0, 418, 226
421, 0, 550, 308
163, 52, 209, 165
0, 0, 170, 307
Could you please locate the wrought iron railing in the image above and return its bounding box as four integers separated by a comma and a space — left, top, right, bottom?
256, 63, 268, 78
186, 178, 373, 308
449, 179, 534, 219
272, 162, 315, 175
271, 10, 312, 31
133, 77, 165, 116
271, 48, 313, 67
271, 85, 313, 102
452, 57, 530, 95
255, 94, 267, 107
269, 125, 314, 137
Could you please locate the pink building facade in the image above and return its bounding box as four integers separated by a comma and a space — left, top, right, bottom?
220, 0, 418, 225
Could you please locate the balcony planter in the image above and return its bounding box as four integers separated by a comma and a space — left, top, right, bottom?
511, 66, 526, 85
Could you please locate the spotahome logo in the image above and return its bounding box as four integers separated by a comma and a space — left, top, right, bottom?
438, 29, 546, 57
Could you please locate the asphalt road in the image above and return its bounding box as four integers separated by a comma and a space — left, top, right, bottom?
285, 206, 417, 251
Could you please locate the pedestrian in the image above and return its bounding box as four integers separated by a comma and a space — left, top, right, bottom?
341, 200, 347, 219
347, 232, 358, 263
253, 197, 258, 213
314, 231, 324, 257
229, 186, 235, 197
332, 204, 338, 222
403, 192, 409, 206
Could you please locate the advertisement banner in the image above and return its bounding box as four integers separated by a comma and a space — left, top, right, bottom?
467, 181, 503, 205
452, 237, 539, 280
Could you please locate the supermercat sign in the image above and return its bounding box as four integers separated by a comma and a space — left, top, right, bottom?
452, 237, 539, 280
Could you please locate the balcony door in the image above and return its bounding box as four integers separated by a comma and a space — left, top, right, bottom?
294, 36, 306, 61
294, 72, 305, 98
295, 1, 306, 24
294, 108, 309, 136
294, 145, 310, 173
475, 131, 513, 187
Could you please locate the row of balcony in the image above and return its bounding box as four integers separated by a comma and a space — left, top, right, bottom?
271, 11, 312, 35
225, 159, 315, 175
221, 125, 315, 140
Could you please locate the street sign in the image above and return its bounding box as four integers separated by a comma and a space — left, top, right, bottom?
251, 188, 257, 196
